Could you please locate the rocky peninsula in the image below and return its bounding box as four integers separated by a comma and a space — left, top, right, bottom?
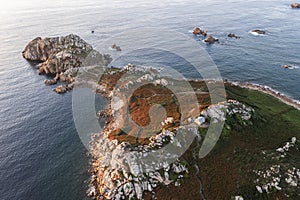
23, 35, 300, 200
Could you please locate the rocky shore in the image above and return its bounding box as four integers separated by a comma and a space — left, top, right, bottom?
83, 70, 300, 199
76, 63, 255, 200
23, 35, 300, 199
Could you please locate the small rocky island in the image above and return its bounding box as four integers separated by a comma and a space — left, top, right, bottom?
23, 35, 300, 200
22, 34, 111, 93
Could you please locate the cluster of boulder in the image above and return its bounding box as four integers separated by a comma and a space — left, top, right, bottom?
192, 2, 298, 45
193, 27, 267, 45
190, 99, 254, 128
192, 2, 300, 43
192, 27, 219, 44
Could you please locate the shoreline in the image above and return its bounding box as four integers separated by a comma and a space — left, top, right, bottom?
228, 81, 300, 111
185, 77, 300, 111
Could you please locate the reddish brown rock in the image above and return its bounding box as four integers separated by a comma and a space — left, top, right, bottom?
204, 35, 219, 44
44, 79, 57, 85
193, 27, 207, 36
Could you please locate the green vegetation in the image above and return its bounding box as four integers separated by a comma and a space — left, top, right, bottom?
198, 84, 300, 200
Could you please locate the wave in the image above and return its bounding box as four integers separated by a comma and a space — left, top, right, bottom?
248, 31, 266, 36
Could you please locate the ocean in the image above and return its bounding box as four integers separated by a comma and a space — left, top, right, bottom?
0, 0, 299, 199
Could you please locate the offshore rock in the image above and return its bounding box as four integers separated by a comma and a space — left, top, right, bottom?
204, 35, 219, 44
251, 29, 266, 35
228, 33, 240, 39
22, 34, 93, 63
23, 34, 112, 93
111, 43, 122, 51
192, 27, 207, 36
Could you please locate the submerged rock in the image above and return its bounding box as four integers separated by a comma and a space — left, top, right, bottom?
291, 3, 300, 8
204, 35, 219, 44
228, 33, 241, 39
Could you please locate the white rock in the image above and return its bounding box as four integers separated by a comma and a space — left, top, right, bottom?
165, 117, 174, 124
87, 186, 96, 197
292, 137, 297, 144
256, 185, 263, 194
234, 196, 244, 200
194, 116, 206, 126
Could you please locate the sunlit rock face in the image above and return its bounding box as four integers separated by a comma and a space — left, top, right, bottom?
22, 34, 94, 69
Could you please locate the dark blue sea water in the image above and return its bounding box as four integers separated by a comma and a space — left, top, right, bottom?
0, 0, 300, 199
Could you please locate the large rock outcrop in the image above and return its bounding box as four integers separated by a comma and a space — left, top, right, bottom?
22, 34, 111, 93
22, 34, 93, 63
